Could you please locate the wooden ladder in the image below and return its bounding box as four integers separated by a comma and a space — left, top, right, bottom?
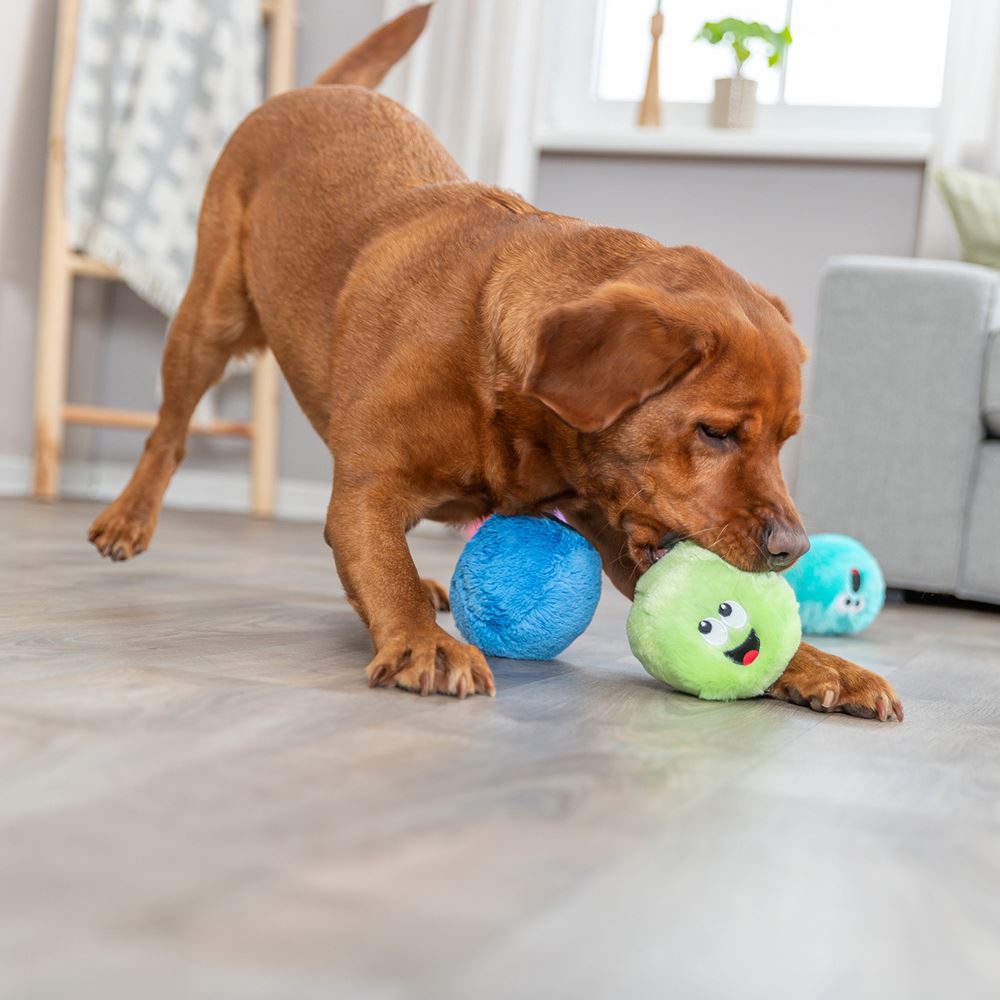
32, 0, 298, 516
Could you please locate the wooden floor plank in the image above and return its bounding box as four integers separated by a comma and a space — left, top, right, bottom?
2, 497, 999, 999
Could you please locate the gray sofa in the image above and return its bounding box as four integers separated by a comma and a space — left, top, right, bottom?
795, 256, 1000, 603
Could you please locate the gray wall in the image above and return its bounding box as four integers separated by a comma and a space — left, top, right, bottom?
1, 1, 924, 495
535, 153, 925, 487
0, 0, 59, 462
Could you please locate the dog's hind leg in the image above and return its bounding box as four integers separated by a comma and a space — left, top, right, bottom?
89, 186, 259, 561
420, 577, 450, 612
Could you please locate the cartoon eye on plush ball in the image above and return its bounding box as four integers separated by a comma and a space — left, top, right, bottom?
696, 601, 762, 666
697, 613, 729, 646
783, 535, 886, 635
830, 567, 867, 617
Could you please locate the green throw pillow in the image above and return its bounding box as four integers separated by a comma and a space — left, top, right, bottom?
934, 168, 1000, 270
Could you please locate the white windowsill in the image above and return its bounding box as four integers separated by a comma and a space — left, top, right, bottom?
535, 127, 934, 164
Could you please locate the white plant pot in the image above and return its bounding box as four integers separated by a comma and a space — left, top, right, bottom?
711, 76, 758, 129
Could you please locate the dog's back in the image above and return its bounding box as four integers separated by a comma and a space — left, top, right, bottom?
203, 5, 467, 428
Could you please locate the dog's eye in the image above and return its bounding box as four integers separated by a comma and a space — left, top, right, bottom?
718, 600, 747, 628
698, 423, 735, 444
697, 617, 729, 647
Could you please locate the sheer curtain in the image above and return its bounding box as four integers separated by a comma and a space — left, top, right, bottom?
380, 0, 544, 197
917, 0, 1000, 258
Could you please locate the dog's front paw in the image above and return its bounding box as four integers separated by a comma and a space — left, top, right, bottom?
768, 642, 903, 722
366, 628, 495, 698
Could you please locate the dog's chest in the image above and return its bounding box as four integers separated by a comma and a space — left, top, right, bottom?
483, 433, 576, 515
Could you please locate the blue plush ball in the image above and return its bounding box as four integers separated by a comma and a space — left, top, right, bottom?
783, 533, 886, 635
449, 515, 603, 660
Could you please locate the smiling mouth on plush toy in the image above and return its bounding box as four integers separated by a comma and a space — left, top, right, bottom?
725, 629, 760, 666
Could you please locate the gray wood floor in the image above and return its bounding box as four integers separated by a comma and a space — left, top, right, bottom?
3, 497, 1000, 1000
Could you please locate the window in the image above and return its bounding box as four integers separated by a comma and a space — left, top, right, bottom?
597, 0, 788, 105
542, 0, 952, 146
597, 0, 950, 108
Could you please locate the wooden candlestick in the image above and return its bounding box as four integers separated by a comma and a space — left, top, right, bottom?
638, 5, 664, 127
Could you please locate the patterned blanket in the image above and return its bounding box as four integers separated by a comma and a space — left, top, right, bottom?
66, 0, 261, 317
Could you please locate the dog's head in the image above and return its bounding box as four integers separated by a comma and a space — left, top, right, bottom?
523, 247, 808, 574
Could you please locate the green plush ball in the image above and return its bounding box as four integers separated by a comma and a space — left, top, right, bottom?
627, 542, 802, 701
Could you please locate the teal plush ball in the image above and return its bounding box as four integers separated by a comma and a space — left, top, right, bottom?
627, 542, 802, 701
782, 534, 885, 635
449, 515, 602, 660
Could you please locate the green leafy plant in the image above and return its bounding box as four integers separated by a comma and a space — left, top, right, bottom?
695, 18, 792, 78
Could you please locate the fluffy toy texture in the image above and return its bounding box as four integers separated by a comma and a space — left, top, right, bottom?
782, 533, 885, 635
627, 542, 801, 701
449, 515, 602, 660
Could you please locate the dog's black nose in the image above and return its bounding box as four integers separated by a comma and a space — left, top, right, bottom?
764, 519, 809, 570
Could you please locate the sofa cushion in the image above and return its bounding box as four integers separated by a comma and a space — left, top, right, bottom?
935, 169, 1000, 269
986, 329, 1000, 437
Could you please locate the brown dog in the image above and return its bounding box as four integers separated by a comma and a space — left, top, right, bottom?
88, 6, 902, 720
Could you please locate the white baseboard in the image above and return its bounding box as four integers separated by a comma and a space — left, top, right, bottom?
0, 454, 457, 538
0, 455, 32, 494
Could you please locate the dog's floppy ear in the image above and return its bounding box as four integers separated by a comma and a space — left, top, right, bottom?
750, 283, 809, 363
523, 284, 717, 433
751, 283, 793, 324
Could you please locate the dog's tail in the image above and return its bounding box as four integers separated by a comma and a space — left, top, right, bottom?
313, 4, 432, 89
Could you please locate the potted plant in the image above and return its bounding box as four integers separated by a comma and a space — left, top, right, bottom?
695, 18, 792, 129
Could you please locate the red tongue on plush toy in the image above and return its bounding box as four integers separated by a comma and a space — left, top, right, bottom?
743, 649, 759, 666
